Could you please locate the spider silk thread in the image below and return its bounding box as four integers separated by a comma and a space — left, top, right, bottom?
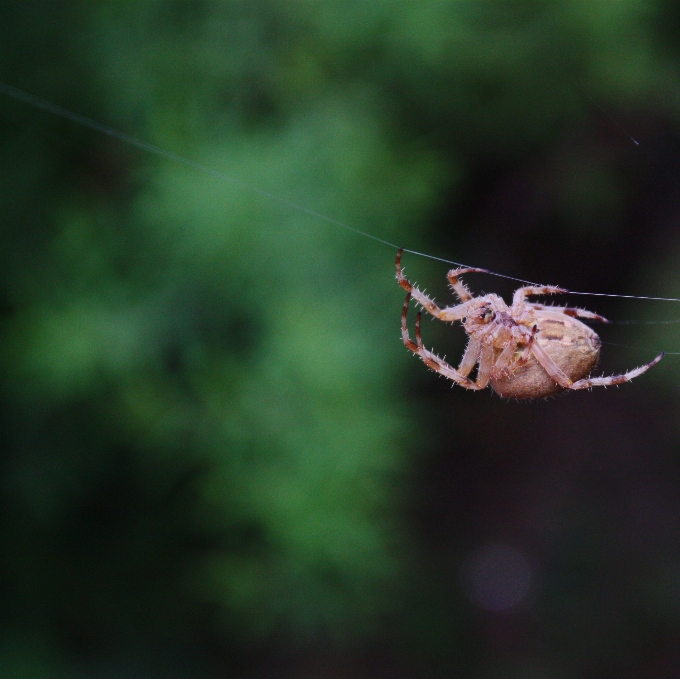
2, 80, 680, 311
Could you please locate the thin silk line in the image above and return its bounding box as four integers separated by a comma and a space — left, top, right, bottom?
568, 291, 680, 302
601, 340, 680, 355
612, 319, 680, 325
577, 85, 640, 147
2, 81, 680, 302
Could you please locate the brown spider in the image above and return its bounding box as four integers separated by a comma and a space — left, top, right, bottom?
396, 249, 664, 399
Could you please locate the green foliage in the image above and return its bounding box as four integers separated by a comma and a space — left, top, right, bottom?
1, 0, 679, 676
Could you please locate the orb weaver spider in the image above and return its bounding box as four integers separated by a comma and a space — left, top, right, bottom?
396, 249, 664, 399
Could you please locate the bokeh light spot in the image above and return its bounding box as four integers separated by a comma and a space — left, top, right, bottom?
461, 543, 533, 612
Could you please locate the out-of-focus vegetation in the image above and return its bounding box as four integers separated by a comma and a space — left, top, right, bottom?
2, 1, 680, 676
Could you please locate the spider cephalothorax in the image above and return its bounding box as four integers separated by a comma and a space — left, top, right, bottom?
396, 250, 663, 399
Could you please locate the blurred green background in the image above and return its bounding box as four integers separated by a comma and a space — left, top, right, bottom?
2, 1, 680, 677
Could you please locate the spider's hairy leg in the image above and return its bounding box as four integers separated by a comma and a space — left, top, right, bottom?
396, 249, 445, 319
458, 337, 482, 377
491, 337, 520, 377
488, 324, 534, 380
530, 339, 575, 388
516, 325, 538, 367
439, 302, 473, 322
475, 343, 495, 388
513, 285, 567, 306
530, 303, 610, 324
401, 292, 418, 353
446, 267, 487, 303
414, 311, 481, 389
568, 352, 665, 390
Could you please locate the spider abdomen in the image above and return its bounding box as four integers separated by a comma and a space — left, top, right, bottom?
490, 312, 601, 399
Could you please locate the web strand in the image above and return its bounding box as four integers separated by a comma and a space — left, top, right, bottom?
2, 81, 680, 304
601, 340, 680, 355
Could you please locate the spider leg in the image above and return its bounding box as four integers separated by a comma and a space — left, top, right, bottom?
490, 339, 518, 378
439, 302, 475, 322
513, 285, 567, 306
529, 340, 576, 389
475, 343, 495, 388
458, 337, 482, 377
401, 292, 418, 353
568, 353, 664, 390
397, 250, 473, 321
412, 310, 481, 390
396, 249, 446, 319
490, 326, 537, 382
530, 337, 664, 391
447, 267, 487, 303
529, 303, 610, 324
515, 325, 538, 366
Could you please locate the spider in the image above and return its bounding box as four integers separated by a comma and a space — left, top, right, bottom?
396, 249, 664, 399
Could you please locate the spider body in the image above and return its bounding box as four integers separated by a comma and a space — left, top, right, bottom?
396, 250, 663, 399
488, 309, 601, 398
